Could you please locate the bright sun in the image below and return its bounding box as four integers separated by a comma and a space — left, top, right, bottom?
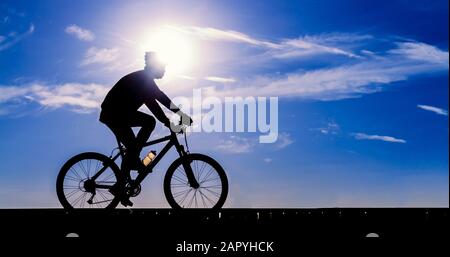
142, 27, 194, 76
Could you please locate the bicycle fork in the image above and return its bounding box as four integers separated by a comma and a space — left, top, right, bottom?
176, 144, 200, 189
182, 156, 200, 189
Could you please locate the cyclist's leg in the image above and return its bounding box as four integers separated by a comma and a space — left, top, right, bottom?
102, 111, 155, 168
101, 113, 137, 154
105, 123, 141, 168
129, 111, 156, 149
101, 118, 140, 206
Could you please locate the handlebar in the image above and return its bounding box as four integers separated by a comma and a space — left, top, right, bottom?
169, 121, 188, 134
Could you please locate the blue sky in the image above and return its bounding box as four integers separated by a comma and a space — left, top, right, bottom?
0, 0, 448, 207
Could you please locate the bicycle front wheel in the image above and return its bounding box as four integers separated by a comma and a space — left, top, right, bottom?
56, 152, 123, 210
164, 153, 228, 209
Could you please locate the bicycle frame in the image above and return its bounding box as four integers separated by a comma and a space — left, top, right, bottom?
90, 131, 199, 190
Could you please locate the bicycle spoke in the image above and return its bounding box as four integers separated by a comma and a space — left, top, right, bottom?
170, 184, 190, 188
172, 188, 192, 198
65, 175, 80, 183
90, 198, 112, 205
175, 167, 187, 179
201, 176, 220, 184
101, 171, 116, 182
63, 186, 79, 190
65, 189, 79, 199
193, 162, 200, 181
94, 160, 100, 176
69, 167, 83, 180
87, 159, 91, 178
187, 191, 195, 208
172, 173, 187, 184
194, 190, 198, 208
202, 187, 221, 198
171, 182, 189, 185
180, 190, 193, 207
97, 198, 104, 208
198, 189, 216, 207
97, 190, 111, 204
81, 192, 88, 208
199, 189, 207, 208
78, 162, 88, 178
178, 188, 193, 206
74, 192, 86, 207
71, 192, 86, 207
83, 160, 89, 178
172, 175, 188, 185
200, 167, 214, 184
197, 161, 207, 182
198, 161, 204, 181
201, 184, 222, 189
194, 160, 199, 179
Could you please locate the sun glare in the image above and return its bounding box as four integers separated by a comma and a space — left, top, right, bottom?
143, 27, 194, 76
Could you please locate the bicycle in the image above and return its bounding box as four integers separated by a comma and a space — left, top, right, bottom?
56, 122, 228, 210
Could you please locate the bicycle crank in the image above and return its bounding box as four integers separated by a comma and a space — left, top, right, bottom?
126, 183, 141, 197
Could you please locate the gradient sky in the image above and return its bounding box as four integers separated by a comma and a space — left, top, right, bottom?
0, 0, 448, 208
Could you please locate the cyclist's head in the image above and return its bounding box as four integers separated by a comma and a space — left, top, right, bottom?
144, 51, 166, 79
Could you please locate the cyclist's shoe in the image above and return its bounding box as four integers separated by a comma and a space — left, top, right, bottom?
109, 184, 134, 207
120, 197, 133, 207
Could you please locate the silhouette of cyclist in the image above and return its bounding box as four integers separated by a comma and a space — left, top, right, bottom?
100, 52, 192, 175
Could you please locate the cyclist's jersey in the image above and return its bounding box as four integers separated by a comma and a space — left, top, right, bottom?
100, 70, 177, 125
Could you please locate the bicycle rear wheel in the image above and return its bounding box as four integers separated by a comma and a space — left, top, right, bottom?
56, 152, 123, 209
164, 153, 228, 209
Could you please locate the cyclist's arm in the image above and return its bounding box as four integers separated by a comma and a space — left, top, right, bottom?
153, 86, 192, 126
153, 85, 181, 114
144, 99, 171, 127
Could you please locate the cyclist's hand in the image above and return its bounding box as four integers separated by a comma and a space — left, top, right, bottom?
167, 122, 184, 133
180, 112, 193, 126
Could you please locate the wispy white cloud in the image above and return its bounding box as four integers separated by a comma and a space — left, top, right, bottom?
0, 23, 34, 51
203, 42, 449, 101
212, 132, 292, 153
389, 42, 449, 64
301, 33, 373, 44
360, 49, 376, 56
169, 25, 279, 48
164, 26, 448, 102
352, 133, 406, 143
171, 25, 360, 59
0, 83, 109, 114
215, 135, 254, 153
205, 76, 236, 83
81, 47, 119, 66
263, 158, 272, 163
417, 104, 448, 116
316, 121, 340, 135
275, 132, 294, 149
273, 37, 361, 59
65, 24, 94, 41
